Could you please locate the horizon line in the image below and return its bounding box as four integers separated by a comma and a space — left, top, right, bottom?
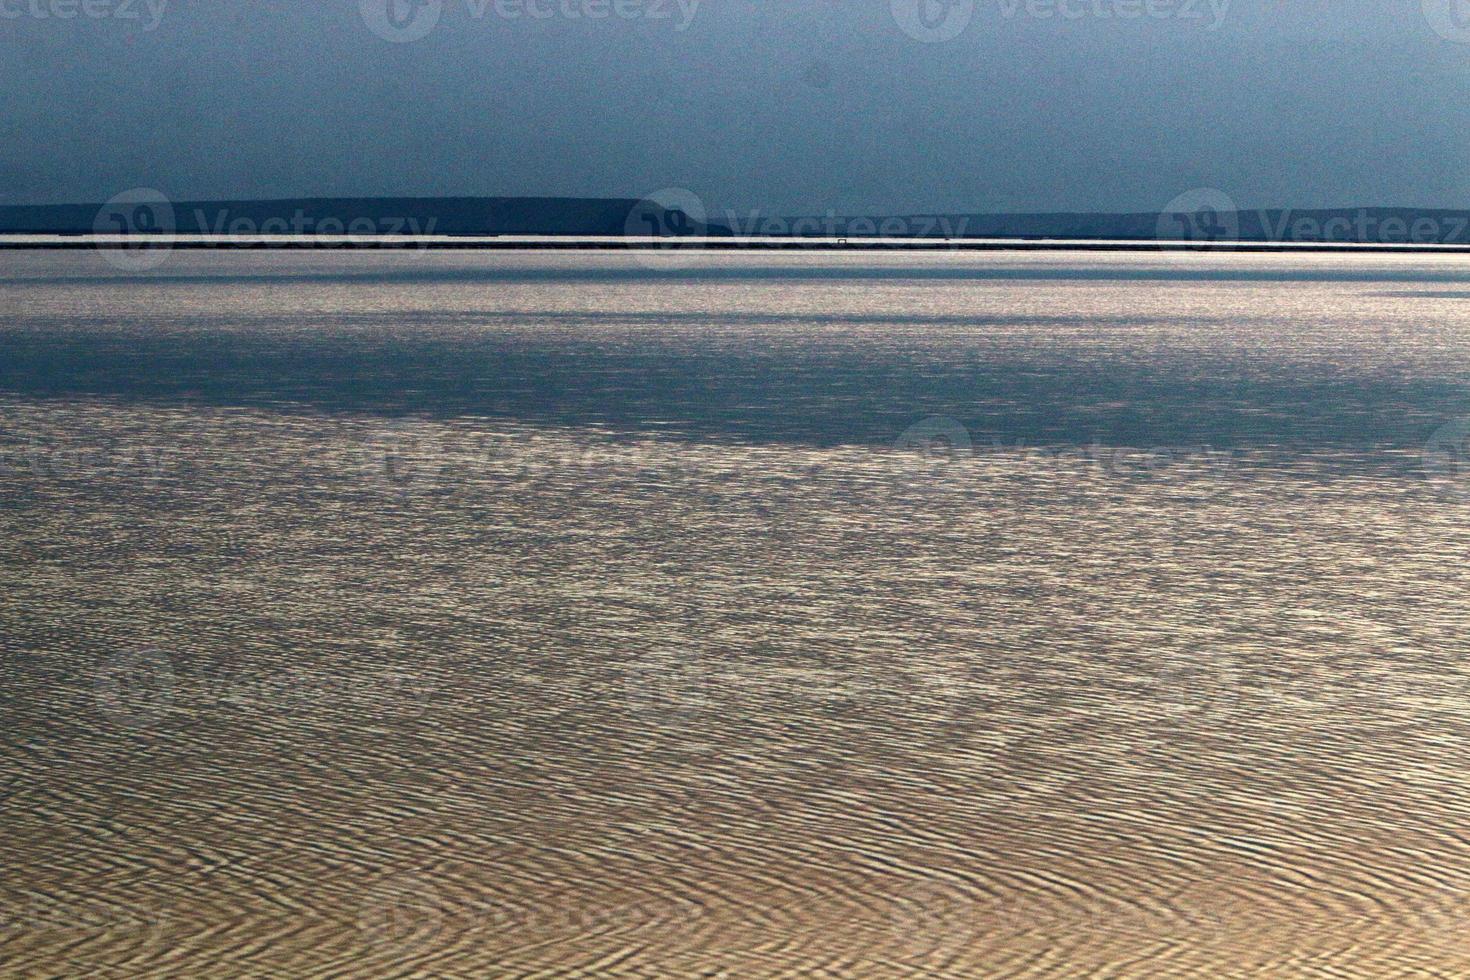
5, 197, 1470, 217
7, 234, 1470, 254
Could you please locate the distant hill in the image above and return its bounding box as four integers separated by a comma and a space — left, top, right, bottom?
3, 197, 1468, 245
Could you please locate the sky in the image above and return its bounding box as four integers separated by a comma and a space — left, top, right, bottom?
1, 0, 1468, 214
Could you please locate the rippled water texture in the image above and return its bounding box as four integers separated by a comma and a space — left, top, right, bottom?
4, 249, 1470, 977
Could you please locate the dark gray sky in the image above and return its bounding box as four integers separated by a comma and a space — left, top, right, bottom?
2, 0, 1467, 213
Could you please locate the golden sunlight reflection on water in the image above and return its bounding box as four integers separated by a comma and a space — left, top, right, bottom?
4, 250, 1470, 976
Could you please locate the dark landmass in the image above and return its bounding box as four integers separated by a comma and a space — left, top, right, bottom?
3, 197, 1469, 246
750, 208, 1470, 245
0, 197, 687, 237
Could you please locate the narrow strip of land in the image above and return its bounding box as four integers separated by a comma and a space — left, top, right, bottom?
7, 235, 1470, 253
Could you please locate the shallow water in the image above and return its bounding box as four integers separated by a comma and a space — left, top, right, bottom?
4, 249, 1470, 977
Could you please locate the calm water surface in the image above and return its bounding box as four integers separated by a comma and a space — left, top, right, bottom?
3, 249, 1470, 977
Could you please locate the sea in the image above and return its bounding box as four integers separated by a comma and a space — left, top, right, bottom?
3, 247, 1470, 977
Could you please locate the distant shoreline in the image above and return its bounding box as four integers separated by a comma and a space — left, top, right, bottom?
8, 199, 1470, 249
6, 235, 1470, 254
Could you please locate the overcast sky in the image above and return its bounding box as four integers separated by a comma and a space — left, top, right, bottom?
2, 0, 1468, 213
